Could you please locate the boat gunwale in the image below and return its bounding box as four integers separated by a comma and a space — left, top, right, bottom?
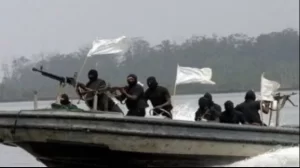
0, 110, 299, 134
0, 123, 298, 146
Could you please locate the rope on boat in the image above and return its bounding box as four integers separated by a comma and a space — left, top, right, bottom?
11, 110, 23, 135
149, 108, 173, 119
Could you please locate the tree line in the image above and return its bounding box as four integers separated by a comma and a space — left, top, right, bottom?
0, 28, 299, 102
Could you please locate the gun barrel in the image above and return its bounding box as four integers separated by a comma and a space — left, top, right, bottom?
32, 67, 66, 83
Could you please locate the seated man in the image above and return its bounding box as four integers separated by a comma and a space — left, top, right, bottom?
204, 92, 222, 115
219, 100, 247, 125
195, 97, 221, 122
51, 94, 83, 111
144, 76, 173, 119
235, 90, 269, 126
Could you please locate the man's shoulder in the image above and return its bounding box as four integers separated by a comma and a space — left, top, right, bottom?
235, 102, 244, 108
235, 110, 243, 115
157, 86, 169, 93
96, 78, 106, 84
213, 103, 222, 110
132, 84, 144, 92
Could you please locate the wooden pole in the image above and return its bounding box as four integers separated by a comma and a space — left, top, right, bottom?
268, 102, 273, 126
33, 90, 38, 110
275, 99, 281, 127
93, 92, 98, 111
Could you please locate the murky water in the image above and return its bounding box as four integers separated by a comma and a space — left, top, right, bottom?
0, 91, 299, 167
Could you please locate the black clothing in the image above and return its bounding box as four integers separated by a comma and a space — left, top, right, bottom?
220, 101, 246, 124
145, 86, 172, 110
235, 100, 262, 125
195, 97, 221, 121
118, 80, 147, 117
235, 90, 263, 125
127, 108, 146, 117
87, 69, 98, 83
85, 78, 122, 112
147, 76, 158, 89
145, 85, 173, 118
60, 93, 71, 105
127, 74, 138, 87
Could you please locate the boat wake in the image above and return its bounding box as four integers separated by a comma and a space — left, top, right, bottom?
222, 146, 299, 167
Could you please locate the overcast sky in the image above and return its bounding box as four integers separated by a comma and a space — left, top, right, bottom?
0, 0, 299, 64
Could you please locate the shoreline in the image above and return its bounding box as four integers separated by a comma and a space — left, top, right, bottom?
0, 88, 298, 104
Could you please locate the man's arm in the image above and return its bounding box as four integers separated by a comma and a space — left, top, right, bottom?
210, 104, 222, 117
121, 86, 142, 100
195, 108, 202, 121
237, 111, 247, 124
257, 101, 269, 114
154, 88, 172, 109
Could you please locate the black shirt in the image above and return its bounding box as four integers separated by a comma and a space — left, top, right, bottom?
195, 103, 222, 121
119, 84, 148, 110
85, 79, 118, 111
235, 100, 262, 124
144, 86, 173, 111
219, 110, 246, 124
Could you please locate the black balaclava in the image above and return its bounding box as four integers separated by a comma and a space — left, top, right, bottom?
88, 69, 98, 82
204, 92, 213, 106
147, 76, 158, 89
245, 90, 256, 102
199, 97, 209, 110
224, 100, 234, 114
60, 94, 70, 105
127, 74, 137, 87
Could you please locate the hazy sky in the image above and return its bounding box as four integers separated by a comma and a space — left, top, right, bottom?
0, 0, 299, 64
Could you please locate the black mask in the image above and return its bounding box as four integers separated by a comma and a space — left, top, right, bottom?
204, 92, 213, 107
147, 76, 158, 89
60, 94, 70, 105
88, 69, 98, 82
199, 97, 209, 110
224, 100, 234, 112
245, 90, 256, 101
127, 74, 137, 87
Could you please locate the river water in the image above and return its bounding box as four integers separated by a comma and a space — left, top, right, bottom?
0, 91, 299, 167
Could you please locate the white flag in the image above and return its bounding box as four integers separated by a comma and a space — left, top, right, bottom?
87, 36, 131, 65
175, 65, 216, 85
260, 73, 280, 101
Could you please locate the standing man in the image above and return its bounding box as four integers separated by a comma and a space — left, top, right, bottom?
76, 69, 122, 112
144, 76, 173, 119
116, 74, 148, 117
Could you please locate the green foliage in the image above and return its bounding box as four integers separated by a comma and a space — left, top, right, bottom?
0, 28, 299, 102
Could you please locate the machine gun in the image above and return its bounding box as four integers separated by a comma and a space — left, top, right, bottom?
273, 92, 298, 108
32, 66, 77, 87
32, 66, 84, 101
32, 66, 126, 102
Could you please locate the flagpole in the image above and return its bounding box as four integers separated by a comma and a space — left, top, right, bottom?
173, 64, 179, 96
173, 83, 177, 96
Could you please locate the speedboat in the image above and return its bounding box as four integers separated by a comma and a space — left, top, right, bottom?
0, 109, 298, 167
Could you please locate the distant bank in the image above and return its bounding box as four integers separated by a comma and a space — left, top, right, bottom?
0, 88, 298, 103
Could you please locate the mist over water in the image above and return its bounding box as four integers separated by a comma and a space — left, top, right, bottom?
0, 91, 299, 167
